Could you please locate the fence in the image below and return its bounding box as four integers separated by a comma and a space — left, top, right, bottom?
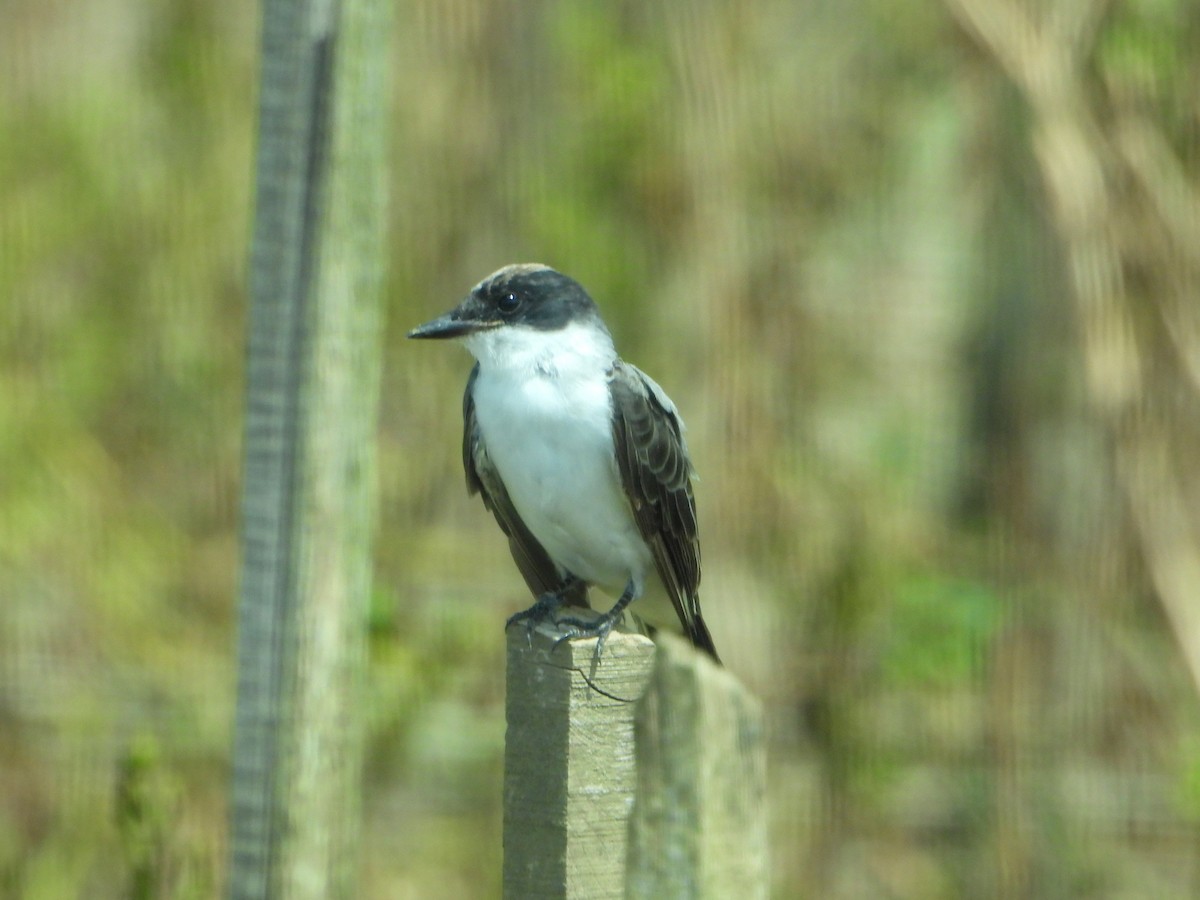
503, 625, 767, 899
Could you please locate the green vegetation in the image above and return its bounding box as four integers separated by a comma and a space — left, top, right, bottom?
3, 0, 1200, 896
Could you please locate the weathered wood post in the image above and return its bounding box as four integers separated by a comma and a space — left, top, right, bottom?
627, 633, 768, 898
503, 624, 767, 899
227, 0, 389, 896
504, 625, 657, 899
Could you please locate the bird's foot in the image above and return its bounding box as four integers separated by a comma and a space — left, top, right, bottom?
553, 609, 623, 662
553, 580, 637, 664
505, 591, 567, 647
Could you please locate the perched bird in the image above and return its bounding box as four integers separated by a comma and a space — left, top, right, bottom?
409, 264, 719, 662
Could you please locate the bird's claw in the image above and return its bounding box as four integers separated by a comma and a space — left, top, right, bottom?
505, 592, 565, 648
507, 584, 624, 665
553, 612, 619, 662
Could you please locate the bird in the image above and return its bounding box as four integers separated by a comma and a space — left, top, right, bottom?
408, 263, 720, 662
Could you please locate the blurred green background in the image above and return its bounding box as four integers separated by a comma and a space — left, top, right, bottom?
4, 0, 1200, 896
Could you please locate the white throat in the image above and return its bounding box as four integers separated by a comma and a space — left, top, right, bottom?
463, 320, 615, 378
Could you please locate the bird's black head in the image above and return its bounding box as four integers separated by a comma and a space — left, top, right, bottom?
408, 264, 604, 340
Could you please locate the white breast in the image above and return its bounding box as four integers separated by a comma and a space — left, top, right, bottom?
465, 322, 652, 593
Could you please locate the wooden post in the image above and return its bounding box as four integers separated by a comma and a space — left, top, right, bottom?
228, 0, 389, 896
503, 624, 767, 899
627, 633, 768, 899
504, 623, 657, 899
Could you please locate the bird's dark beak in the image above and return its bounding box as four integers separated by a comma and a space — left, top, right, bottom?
408, 296, 496, 340
407, 310, 471, 340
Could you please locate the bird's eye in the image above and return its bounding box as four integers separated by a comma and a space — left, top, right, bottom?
498, 292, 521, 313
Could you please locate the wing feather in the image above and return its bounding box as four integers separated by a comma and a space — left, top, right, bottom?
609, 361, 718, 660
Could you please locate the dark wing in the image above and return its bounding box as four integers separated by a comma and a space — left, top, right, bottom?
463, 364, 588, 606
609, 361, 719, 661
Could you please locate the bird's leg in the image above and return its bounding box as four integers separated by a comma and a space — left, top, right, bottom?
505, 576, 583, 644
555, 579, 638, 661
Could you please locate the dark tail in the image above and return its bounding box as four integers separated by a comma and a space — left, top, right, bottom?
686, 607, 721, 664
